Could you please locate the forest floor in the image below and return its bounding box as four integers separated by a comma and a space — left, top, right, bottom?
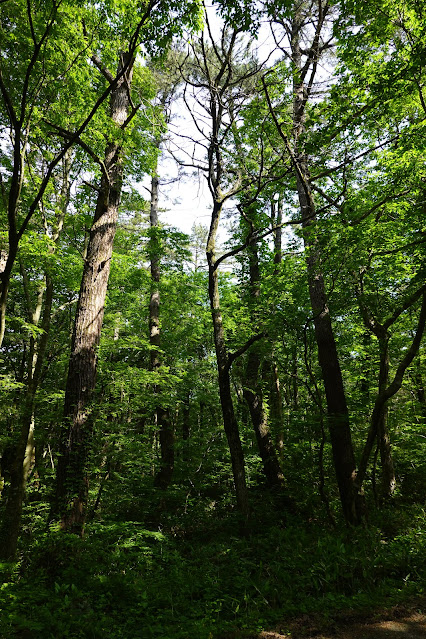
222, 599, 426, 639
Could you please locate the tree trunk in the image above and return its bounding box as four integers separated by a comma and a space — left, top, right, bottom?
377, 336, 396, 498
269, 201, 285, 454
52, 52, 134, 533
412, 358, 426, 421
243, 233, 284, 487
271, 196, 283, 270
290, 9, 361, 525
182, 393, 191, 461
243, 349, 284, 487
267, 361, 285, 458
150, 172, 174, 489
356, 292, 426, 492
0, 276, 53, 560
207, 201, 249, 519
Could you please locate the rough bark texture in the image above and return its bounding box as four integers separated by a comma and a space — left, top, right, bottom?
53, 52, 134, 533
244, 349, 285, 487
289, 7, 361, 524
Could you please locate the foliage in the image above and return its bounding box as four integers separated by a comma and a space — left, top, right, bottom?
1, 0, 426, 636
0, 495, 425, 638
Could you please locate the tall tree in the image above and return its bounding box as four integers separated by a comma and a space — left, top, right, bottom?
262, 0, 363, 524
179, 22, 267, 520
51, 1, 202, 533
0, 0, 134, 348
148, 52, 186, 489
0, 149, 72, 560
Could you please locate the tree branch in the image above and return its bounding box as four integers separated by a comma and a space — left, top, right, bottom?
227, 332, 264, 371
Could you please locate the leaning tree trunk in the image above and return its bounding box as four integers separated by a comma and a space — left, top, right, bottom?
296, 171, 361, 524
52, 52, 134, 534
207, 201, 249, 520
243, 348, 284, 487
150, 171, 174, 489
290, 10, 362, 525
356, 292, 426, 493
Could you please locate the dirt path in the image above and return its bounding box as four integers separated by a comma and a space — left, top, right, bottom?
257, 611, 426, 638
222, 600, 426, 639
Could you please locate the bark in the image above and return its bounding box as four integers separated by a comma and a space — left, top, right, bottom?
412, 359, 426, 421
377, 336, 396, 498
244, 350, 284, 487
0, 276, 53, 560
268, 361, 285, 457
0, 3, 138, 347
269, 201, 286, 454
52, 52, 134, 533
353, 278, 426, 497
271, 197, 283, 270
153, 408, 174, 489
0, 243, 17, 347
0, 145, 71, 558
289, 8, 362, 524
243, 234, 284, 487
182, 393, 191, 461
356, 291, 426, 491
207, 201, 249, 520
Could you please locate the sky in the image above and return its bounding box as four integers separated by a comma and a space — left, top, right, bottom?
150, 3, 281, 241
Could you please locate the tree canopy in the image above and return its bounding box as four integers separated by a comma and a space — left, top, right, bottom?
0, 1, 425, 637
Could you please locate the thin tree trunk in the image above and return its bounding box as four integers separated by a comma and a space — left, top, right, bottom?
412, 358, 426, 421
377, 336, 396, 498
0, 276, 53, 560
244, 350, 284, 487
356, 292, 426, 490
269, 202, 285, 455
271, 196, 283, 269
268, 361, 285, 457
150, 172, 174, 489
243, 235, 284, 487
182, 393, 190, 461
0, 146, 71, 558
207, 201, 249, 519
52, 52, 134, 533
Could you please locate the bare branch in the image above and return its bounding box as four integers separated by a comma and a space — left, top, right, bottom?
227, 332, 264, 370
91, 54, 114, 83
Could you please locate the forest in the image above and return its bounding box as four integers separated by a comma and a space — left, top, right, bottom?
0, 0, 425, 637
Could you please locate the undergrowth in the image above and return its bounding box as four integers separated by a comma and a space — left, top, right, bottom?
0, 489, 425, 639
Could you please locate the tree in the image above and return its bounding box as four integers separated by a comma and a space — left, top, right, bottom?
261, 0, 363, 524
148, 51, 187, 489
178, 21, 266, 520
51, 0, 202, 534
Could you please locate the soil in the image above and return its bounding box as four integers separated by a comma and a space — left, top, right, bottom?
220, 598, 426, 639
257, 612, 426, 639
